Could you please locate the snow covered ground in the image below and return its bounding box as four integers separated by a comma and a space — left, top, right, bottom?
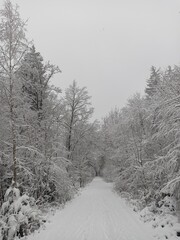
138, 203, 178, 240
27, 177, 154, 240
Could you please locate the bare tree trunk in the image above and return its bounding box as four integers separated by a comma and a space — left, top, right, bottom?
12, 125, 17, 185
66, 109, 74, 160
10, 89, 17, 185
174, 183, 180, 236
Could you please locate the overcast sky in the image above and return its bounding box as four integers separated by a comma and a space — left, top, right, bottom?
6, 0, 180, 120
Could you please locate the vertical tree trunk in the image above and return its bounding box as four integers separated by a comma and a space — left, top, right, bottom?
174, 183, 180, 236
66, 109, 74, 160
10, 92, 17, 185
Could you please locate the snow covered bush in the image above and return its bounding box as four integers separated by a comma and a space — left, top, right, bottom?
48, 163, 76, 204
156, 196, 175, 214
0, 183, 42, 240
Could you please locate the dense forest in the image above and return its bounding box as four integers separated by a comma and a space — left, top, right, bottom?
0, 0, 180, 239
0, 1, 101, 239
102, 65, 180, 202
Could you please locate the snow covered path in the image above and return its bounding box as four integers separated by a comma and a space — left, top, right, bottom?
29, 178, 154, 240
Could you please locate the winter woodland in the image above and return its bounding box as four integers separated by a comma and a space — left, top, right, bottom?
0, 1, 180, 239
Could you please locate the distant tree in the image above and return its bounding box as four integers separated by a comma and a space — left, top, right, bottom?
64, 80, 94, 160
145, 66, 161, 99
71, 122, 100, 186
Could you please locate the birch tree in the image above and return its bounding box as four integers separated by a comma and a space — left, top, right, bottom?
0, 0, 28, 185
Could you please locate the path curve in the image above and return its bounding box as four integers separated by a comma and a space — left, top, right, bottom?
28, 178, 154, 240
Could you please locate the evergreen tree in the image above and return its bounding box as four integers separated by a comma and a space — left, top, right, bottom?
20, 45, 60, 120
0, 0, 28, 186
145, 66, 161, 99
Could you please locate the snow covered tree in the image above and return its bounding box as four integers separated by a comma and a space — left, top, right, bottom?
0, 0, 75, 210
69, 122, 100, 187
0, 0, 29, 186
64, 80, 94, 160
20, 45, 60, 120
100, 65, 180, 216
17, 46, 73, 203
145, 66, 161, 99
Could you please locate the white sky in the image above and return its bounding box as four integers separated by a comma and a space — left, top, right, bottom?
4, 0, 180, 120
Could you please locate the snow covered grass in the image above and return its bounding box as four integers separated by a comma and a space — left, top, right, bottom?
139, 206, 177, 240
120, 193, 179, 240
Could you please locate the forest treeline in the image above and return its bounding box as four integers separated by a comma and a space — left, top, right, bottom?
0, 0, 180, 239
0, 1, 101, 239
101, 65, 180, 207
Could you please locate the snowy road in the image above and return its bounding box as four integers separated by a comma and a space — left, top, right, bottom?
29, 178, 154, 240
